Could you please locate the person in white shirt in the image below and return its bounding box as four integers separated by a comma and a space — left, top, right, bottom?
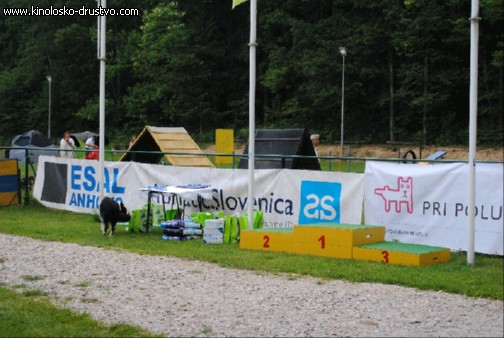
85, 136, 95, 151
311, 134, 320, 158
60, 131, 76, 158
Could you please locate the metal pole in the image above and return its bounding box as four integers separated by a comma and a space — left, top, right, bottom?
97, 0, 106, 204
467, 0, 480, 265
339, 47, 346, 158
47, 75, 52, 139
247, 0, 257, 230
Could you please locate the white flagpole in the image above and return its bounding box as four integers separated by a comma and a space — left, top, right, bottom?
98, 0, 107, 203
247, 0, 257, 229
467, 0, 480, 264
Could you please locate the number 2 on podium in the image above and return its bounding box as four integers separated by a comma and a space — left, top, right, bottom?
263, 235, 270, 248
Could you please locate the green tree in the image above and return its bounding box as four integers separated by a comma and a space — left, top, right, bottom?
393, 0, 470, 145
0, 0, 502, 147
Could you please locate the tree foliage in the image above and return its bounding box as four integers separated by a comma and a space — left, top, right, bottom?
0, 0, 502, 146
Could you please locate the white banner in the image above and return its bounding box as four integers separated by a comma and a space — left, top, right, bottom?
364, 161, 503, 255
33, 156, 364, 227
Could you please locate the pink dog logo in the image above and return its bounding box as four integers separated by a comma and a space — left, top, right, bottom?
374, 177, 413, 213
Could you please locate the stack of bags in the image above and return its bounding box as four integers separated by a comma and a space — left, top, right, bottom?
128, 204, 168, 233
160, 219, 203, 241
223, 211, 264, 243
191, 210, 225, 227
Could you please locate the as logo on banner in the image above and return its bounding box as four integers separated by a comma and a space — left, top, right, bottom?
374, 176, 413, 213
298, 181, 341, 224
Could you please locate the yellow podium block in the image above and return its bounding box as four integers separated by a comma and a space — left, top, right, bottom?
353, 241, 451, 266
291, 223, 385, 259
240, 223, 385, 259
240, 228, 295, 253
240, 224, 450, 266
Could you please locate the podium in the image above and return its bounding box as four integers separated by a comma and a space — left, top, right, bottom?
240, 223, 450, 266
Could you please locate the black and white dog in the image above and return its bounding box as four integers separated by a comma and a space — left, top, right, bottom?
99, 197, 131, 236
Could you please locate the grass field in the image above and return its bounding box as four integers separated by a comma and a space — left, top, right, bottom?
0, 204, 502, 301
0, 204, 502, 337
0, 286, 160, 337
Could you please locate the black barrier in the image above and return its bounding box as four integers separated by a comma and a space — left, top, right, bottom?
238, 128, 321, 170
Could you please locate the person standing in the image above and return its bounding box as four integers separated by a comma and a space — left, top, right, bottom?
86, 136, 99, 160
310, 134, 320, 157
85, 135, 94, 158
85, 135, 95, 151
60, 131, 76, 158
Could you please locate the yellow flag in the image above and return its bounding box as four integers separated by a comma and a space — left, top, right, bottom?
232, 0, 248, 9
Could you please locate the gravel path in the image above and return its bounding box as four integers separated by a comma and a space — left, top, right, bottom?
0, 233, 502, 337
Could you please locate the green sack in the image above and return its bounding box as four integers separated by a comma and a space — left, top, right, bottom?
230, 216, 239, 243
128, 209, 148, 232
128, 209, 141, 233
148, 204, 165, 227
166, 208, 182, 221
191, 211, 214, 228
254, 210, 263, 229
128, 204, 168, 232
240, 213, 248, 231
223, 216, 232, 243
241, 211, 263, 230
238, 216, 247, 231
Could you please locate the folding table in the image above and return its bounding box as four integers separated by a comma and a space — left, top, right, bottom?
138, 184, 213, 232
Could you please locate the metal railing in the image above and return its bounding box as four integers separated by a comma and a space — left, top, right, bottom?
1, 146, 501, 206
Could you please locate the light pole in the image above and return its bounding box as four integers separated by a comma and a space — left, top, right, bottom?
339, 47, 346, 158
46, 75, 52, 139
